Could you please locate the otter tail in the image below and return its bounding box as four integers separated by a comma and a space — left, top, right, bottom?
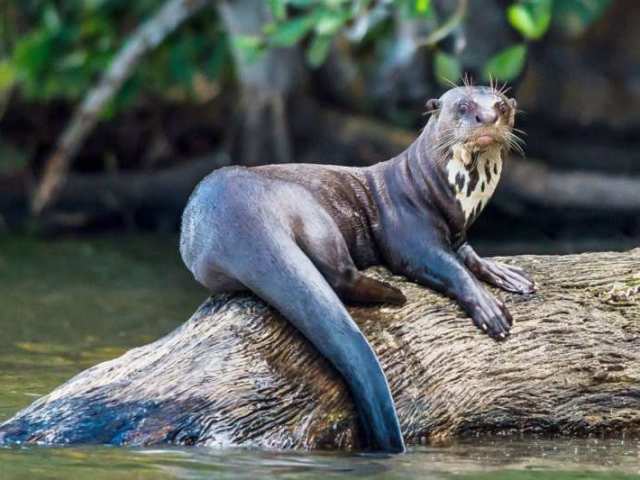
222, 239, 405, 453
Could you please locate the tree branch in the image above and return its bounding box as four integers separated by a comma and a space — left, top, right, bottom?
30, 0, 212, 216
419, 0, 468, 47
500, 159, 640, 211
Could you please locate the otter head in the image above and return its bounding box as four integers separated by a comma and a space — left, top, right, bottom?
425, 86, 519, 156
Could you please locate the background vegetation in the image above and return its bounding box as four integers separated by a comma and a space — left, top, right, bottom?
0, 0, 637, 252
0, 0, 610, 107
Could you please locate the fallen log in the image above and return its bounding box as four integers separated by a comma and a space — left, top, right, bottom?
1, 249, 639, 449
0, 153, 230, 230
6, 103, 640, 230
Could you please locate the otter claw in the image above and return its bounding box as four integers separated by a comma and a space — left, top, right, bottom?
469, 289, 513, 340
478, 260, 535, 295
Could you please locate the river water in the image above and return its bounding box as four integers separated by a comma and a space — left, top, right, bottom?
0, 234, 638, 479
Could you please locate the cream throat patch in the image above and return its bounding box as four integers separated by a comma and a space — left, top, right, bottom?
446, 143, 503, 225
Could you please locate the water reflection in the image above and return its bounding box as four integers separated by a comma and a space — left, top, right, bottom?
1, 439, 639, 479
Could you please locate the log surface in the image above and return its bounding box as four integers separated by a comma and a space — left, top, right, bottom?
1, 249, 639, 449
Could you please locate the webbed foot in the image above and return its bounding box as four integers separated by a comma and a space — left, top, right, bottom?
468, 287, 513, 340
458, 243, 536, 295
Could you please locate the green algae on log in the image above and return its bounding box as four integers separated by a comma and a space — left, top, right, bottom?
1, 249, 639, 449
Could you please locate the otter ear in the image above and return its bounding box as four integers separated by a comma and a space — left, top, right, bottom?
425, 98, 441, 113
508, 98, 517, 110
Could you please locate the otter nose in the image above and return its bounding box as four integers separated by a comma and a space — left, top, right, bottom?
474, 109, 498, 125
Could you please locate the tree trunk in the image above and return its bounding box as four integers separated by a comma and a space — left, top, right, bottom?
218, 0, 301, 166
1, 249, 639, 449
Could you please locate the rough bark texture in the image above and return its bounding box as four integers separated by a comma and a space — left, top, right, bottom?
1, 249, 639, 450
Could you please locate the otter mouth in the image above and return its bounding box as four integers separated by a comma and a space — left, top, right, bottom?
466, 130, 505, 150
475, 134, 497, 146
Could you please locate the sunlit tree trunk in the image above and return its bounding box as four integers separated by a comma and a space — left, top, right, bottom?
218, 0, 302, 166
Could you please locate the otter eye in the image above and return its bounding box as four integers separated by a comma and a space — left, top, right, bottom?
458, 102, 470, 115
497, 101, 509, 115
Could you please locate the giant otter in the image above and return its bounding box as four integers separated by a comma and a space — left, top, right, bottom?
179, 85, 535, 453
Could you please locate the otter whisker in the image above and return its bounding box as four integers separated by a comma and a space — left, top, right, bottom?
462, 73, 475, 95
462, 72, 473, 88
434, 139, 459, 158
507, 131, 526, 146
504, 132, 525, 157
496, 81, 511, 97
433, 131, 459, 154
510, 144, 525, 157
437, 131, 469, 154
489, 74, 502, 98
442, 77, 460, 89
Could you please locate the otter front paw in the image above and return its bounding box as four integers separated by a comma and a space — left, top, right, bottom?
475, 259, 535, 295
468, 290, 513, 340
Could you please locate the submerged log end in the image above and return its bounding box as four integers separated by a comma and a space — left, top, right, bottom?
1, 249, 639, 449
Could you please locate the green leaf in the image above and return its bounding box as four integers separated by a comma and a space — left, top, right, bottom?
433, 51, 461, 86
553, 0, 612, 37
286, 0, 316, 6
507, 1, 552, 40
0, 61, 16, 93
169, 39, 194, 87
314, 9, 349, 36
231, 35, 265, 64
306, 34, 332, 67
507, 5, 537, 38
325, 0, 350, 9
482, 44, 527, 82
268, 14, 316, 47
415, 0, 431, 14
57, 50, 88, 69
399, 0, 433, 18
81, 0, 110, 12
13, 30, 55, 81
43, 3, 62, 32
268, 0, 287, 21
204, 35, 229, 80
